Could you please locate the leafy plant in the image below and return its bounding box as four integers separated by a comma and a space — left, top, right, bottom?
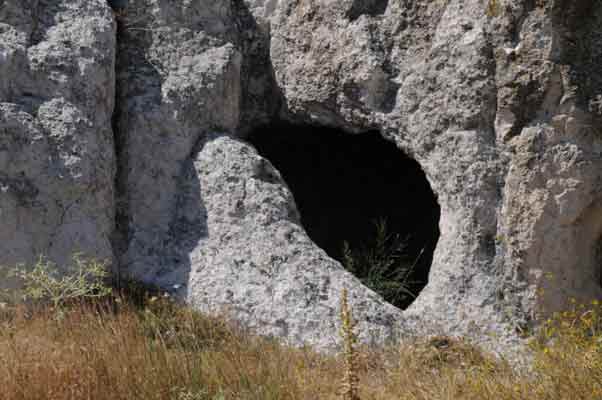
9, 254, 111, 309
342, 218, 423, 308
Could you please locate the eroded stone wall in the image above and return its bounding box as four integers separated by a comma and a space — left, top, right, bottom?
1, 0, 601, 355
0, 0, 116, 276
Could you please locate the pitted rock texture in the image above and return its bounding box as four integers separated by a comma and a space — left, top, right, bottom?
264, 0, 602, 350
0, 0, 116, 276
112, 0, 401, 348
187, 135, 401, 346
1, 0, 602, 354
495, 1, 602, 325
113, 0, 242, 287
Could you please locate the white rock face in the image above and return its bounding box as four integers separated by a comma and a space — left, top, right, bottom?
0, 1, 116, 276
113, 0, 243, 286
2, 0, 602, 353
267, 0, 602, 348
187, 135, 402, 347
112, 0, 401, 349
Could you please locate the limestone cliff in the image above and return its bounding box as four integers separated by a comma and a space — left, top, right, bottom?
1, 0, 601, 354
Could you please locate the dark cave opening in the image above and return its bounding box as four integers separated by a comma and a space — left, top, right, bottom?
248, 124, 440, 309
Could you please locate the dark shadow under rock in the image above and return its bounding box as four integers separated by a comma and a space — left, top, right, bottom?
248, 124, 440, 308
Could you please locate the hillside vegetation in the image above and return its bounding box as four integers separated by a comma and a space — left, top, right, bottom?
1, 259, 601, 400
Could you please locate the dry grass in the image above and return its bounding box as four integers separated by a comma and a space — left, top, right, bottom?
1, 295, 602, 400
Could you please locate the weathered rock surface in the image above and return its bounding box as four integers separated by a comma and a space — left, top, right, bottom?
112, 0, 401, 348
264, 0, 602, 349
187, 135, 401, 346
2, 0, 602, 353
0, 1, 116, 276
113, 0, 242, 287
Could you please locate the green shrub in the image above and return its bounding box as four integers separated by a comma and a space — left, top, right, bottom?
341, 218, 422, 308
8, 254, 111, 309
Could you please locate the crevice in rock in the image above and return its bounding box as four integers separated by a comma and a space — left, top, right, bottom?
248, 123, 440, 309
110, 9, 129, 288
232, 0, 283, 132
508, 0, 537, 47
107, 0, 128, 12
553, 0, 602, 120
28, 0, 41, 46
346, 0, 389, 22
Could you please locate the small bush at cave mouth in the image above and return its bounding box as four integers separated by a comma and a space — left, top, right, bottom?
248, 124, 441, 309
342, 218, 424, 308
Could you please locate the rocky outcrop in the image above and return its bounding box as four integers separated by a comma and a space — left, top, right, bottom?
255, 0, 602, 349
187, 135, 401, 345
497, 0, 602, 324
267, 0, 505, 344
1, 0, 601, 353
112, 0, 401, 348
0, 1, 116, 275
112, 0, 242, 287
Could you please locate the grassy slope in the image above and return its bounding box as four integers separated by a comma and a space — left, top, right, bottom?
1, 295, 602, 400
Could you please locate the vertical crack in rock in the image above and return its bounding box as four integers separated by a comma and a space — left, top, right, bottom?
108, 0, 244, 290
231, 0, 282, 132
110, 9, 129, 288
553, 0, 602, 118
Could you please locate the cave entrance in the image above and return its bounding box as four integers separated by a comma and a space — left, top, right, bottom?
248, 124, 440, 309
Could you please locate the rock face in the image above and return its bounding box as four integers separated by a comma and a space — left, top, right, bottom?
112, 0, 400, 348
2, 0, 602, 352
0, 1, 116, 276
